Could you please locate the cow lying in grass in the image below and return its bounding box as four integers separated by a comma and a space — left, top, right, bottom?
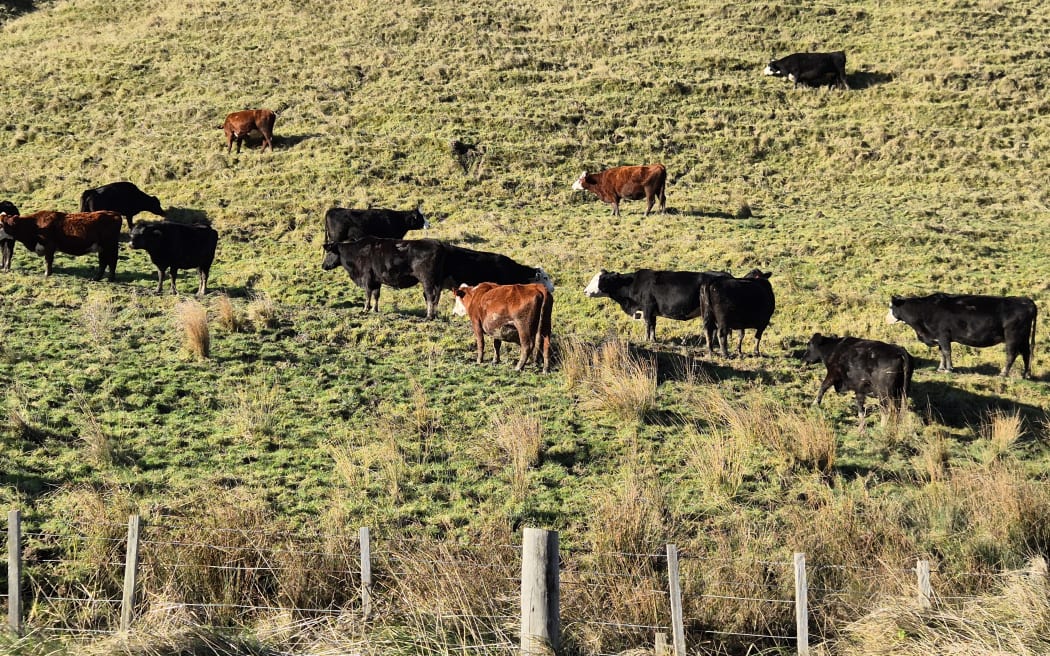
453, 282, 553, 373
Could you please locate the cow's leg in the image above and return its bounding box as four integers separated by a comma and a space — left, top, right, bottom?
645, 313, 657, 341
612, 199, 620, 217
539, 329, 551, 373
169, 268, 179, 294
197, 268, 208, 296
736, 330, 746, 356
938, 340, 953, 372
1, 242, 10, 271
472, 320, 485, 364
493, 338, 503, 365
43, 250, 55, 277
235, 137, 243, 154
753, 327, 765, 356
704, 321, 717, 357
371, 287, 381, 312
718, 326, 730, 358
261, 129, 273, 152
1020, 342, 1032, 379
658, 185, 666, 214
155, 267, 166, 293
1002, 341, 1020, 378
514, 322, 534, 371
644, 194, 655, 217
814, 376, 833, 406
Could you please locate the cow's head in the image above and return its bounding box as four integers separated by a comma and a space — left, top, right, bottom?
572, 173, 589, 191
763, 61, 783, 77
886, 296, 904, 324
129, 222, 163, 251
534, 268, 554, 292
583, 270, 609, 297
321, 243, 342, 270
452, 285, 473, 316
743, 269, 772, 280
147, 194, 166, 218
802, 332, 832, 364
412, 206, 430, 231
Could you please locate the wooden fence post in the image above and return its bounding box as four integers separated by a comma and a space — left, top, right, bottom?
655, 631, 669, 656
360, 527, 372, 619
916, 559, 931, 609
7, 510, 21, 636
120, 514, 141, 632
666, 544, 686, 656
521, 528, 559, 655
794, 552, 809, 656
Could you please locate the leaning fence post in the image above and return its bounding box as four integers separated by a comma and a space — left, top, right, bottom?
666, 544, 686, 656
360, 527, 372, 619
794, 552, 809, 656
7, 510, 21, 636
916, 559, 931, 609
521, 527, 560, 655
120, 514, 141, 632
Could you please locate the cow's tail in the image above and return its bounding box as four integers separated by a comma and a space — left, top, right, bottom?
79, 189, 92, 213
536, 288, 554, 369
1030, 303, 1038, 371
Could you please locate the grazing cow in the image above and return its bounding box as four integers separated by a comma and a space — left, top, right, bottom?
701, 269, 776, 357
129, 221, 219, 295
321, 238, 552, 319
887, 293, 1037, 378
323, 205, 429, 243
572, 164, 667, 217
222, 109, 277, 153
584, 269, 730, 341
0, 210, 121, 280
322, 237, 447, 317
453, 282, 554, 372
802, 333, 914, 422
80, 181, 165, 229
0, 200, 19, 272
763, 51, 848, 89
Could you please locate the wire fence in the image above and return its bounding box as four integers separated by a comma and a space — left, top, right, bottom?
3, 513, 1044, 654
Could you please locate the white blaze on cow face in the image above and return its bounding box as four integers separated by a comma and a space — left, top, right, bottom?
572, 173, 587, 191
886, 305, 900, 324
452, 287, 471, 316
583, 271, 607, 298
763, 64, 776, 76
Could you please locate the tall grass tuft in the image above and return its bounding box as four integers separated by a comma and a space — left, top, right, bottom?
982, 409, 1023, 464
491, 412, 544, 501
175, 299, 210, 359
212, 293, 244, 332
687, 425, 748, 502
224, 380, 281, 442
80, 292, 116, 350
247, 293, 279, 331
71, 389, 113, 467
564, 338, 656, 423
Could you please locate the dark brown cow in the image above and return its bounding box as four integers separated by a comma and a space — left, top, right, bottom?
0, 210, 122, 280
222, 109, 277, 153
453, 282, 553, 372
572, 164, 667, 216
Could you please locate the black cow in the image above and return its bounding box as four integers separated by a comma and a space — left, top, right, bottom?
887, 293, 1037, 378
802, 333, 914, 422
129, 221, 218, 295
763, 51, 848, 89
701, 269, 776, 357
322, 238, 552, 319
80, 181, 165, 229
323, 206, 429, 243
0, 200, 19, 272
584, 268, 730, 341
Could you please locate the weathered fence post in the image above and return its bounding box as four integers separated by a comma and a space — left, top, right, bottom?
360, 526, 372, 619
120, 514, 141, 632
655, 631, 670, 656
7, 510, 21, 636
521, 528, 559, 655
794, 552, 809, 656
666, 544, 686, 656
916, 559, 931, 609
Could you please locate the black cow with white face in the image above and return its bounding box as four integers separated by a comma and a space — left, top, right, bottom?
324, 206, 429, 243
0, 200, 19, 272
764, 51, 848, 89
80, 181, 165, 229
584, 269, 730, 342
802, 333, 914, 422
887, 293, 1037, 378
129, 221, 218, 295
701, 269, 776, 357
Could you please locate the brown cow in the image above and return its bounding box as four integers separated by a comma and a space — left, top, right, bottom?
0, 210, 122, 280
572, 164, 667, 217
222, 109, 276, 153
452, 282, 553, 372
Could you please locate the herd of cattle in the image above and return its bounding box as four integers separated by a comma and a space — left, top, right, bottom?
0, 80, 1041, 421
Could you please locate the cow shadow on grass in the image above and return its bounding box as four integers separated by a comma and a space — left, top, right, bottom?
667, 207, 740, 220
273, 133, 318, 150
912, 378, 1046, 432
848, 71, 895, 89
164, 207, 212, 225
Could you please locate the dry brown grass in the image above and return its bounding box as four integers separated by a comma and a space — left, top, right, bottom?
982, 409, 1024, 464
71, 389, 113, 467
211, 293, 244, 332
175, 299, 210, 359
224, 380, 280, 442
564, 338, 656, 423
686, 425, 748, 502
79, 292, 116, 350
491, 411, 544, 501
246, 293, 279, 331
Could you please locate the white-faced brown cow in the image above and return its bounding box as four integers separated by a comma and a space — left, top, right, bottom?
222, 109, 277, 153
0, 210, 122, 280
572, 164, 666, 217
453, 282, 553, 373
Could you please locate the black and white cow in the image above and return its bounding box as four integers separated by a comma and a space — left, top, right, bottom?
763, 51, 848, 89
323, 206, 429, 243
887, 293, 1037, 378
701, 269, 776, 357
0, 200, 19, 272
802, 333, 914, 422
584, 269, 730, 341
80, 181, 165, 229
129, 221, 219, 295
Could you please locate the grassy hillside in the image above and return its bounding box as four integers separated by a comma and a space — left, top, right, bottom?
1, 0, 1049, 653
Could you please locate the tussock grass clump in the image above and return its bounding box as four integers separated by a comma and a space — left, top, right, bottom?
981, 409, 1023, 464
71, 389, 113, 467
79, 292, 116, 347
491, 412, 544, 501
175, 299, 210, 359
687, 425, 748, 502
564, 338, 656, 423
247, 294, 278, 331
212, 293, 244, 332
224, 380, 281, 443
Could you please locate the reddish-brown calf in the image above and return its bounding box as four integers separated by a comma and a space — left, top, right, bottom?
222, 109, 277, 153
453, 282, 553, 372
572, 163, 667, 217
0, 210, 122, 280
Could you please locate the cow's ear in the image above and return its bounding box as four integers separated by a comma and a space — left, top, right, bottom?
454, 288, 466, 298
890, 295, 901, 304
